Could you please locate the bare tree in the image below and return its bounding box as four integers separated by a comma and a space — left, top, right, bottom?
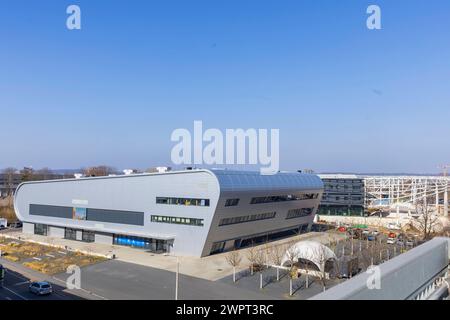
284, 241, 299, 296
254, 248, 266, 290
225, 250, 242, 283
245, 245, 258, 275
298, 257, 312, 289
267, 244, 285, 281
311, 244, 334, 292
35, 167, 53, 181
20, 167, 35, 182
82, 166, 117, 177
2, 167, 17, 197
414, 197, 441, 240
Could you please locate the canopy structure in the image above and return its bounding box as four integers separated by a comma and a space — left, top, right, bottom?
281, 241, 337, 272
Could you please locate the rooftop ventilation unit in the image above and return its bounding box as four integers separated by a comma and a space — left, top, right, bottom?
74, 173, 83, 179
123, 169, 134, 175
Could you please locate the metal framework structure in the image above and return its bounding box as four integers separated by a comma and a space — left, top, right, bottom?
364, 176, 450, 216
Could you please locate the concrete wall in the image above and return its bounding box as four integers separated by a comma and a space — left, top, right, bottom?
311, 237, 450, 300
48, 226, 65, 238
22, 222, 34, 235
95, 233, 113, 245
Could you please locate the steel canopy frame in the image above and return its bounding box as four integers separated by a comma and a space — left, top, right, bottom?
363, 176, 449, 216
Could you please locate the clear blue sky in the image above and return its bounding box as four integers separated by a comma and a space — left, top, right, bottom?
1, 0, 450, 173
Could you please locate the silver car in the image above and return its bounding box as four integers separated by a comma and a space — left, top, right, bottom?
29, 281, 53, 295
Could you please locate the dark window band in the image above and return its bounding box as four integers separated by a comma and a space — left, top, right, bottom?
250, 193, 319, 204
156, 197, 210, 207
29, 204, 144, 226
151, 215, 204, 226
286, 208, 314, 219
219, 212, 276, 226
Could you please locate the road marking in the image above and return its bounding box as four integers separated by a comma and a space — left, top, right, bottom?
5, 270, 29, 282
45, 254, 55, 258
14, 281, 30, 286
51, 276, 108, 300
2, 286, 28, 300
32, 257, 42, 261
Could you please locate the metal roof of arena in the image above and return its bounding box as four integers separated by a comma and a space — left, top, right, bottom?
210, 169, 324, 192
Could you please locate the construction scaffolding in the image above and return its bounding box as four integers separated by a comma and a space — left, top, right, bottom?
364, 176, 450, 216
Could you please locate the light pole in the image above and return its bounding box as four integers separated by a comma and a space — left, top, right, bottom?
175, 257, 179, 300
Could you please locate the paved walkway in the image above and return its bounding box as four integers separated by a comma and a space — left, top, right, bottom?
2, 231, 345, 281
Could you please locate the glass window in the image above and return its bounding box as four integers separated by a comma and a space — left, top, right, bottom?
72, 207, 87, 220
34, 224, 48, 236
64, 228, 77, 240
210, 242, 225, 254
156, 197, 210, 207
82, 230, 95, 243
219, 212, 276, 226
286, 208, 314, 219
250, 193, 318, 204
225, 198, 240, 207
151, 215, 204, 226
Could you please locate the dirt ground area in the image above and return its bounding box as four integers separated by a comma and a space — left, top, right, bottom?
0, 236, 107, 274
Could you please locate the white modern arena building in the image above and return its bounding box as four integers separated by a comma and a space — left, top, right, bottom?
14, 169, 324, 257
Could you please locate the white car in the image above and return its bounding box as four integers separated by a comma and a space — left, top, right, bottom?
387, 238, 396, 244
387, 223, 401, 230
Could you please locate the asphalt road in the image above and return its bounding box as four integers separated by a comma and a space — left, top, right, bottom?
0, 266, 82, 300
54, 260, 273, 300
0, 258, 103, 300
1, 257, 272, 300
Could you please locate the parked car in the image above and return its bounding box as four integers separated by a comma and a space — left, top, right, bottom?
405, 239, 414, 247
8, 221, 22, 229
29, 281, 53, 296
387, 223, 401, 230
367, 235, 376, 241
387, 237, 396, 245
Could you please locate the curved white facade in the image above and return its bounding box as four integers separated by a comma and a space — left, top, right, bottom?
14, 169, 323, 257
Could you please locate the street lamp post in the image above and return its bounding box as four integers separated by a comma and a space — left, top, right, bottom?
175, 257, 179, 300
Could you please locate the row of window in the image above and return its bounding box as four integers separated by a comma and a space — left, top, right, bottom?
218, 212, 276, 226
155, 193, 320, 208
64, 228, 95, 243
322, 179, 363, 184
322, 195, 362, 200
113, 235, 169, 253
156, 197, 210, 207
249, 193, 319, 204
151, 215, 204, 226
325, 185, 362, 190
225, 198, 240, 207
286, 208, 314, 219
